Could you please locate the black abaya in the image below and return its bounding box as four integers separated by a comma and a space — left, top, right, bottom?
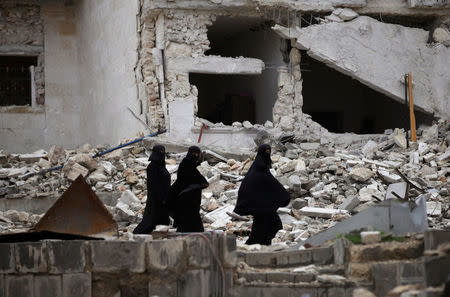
234, 144, 290, 245
133, 145, 170, 234
168, 146, 208, 232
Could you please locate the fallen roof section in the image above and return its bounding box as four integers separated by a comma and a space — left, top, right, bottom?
274, 16, 450, 118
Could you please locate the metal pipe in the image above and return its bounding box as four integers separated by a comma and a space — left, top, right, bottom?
93, 130, 166, 158
30, 130, 166, 177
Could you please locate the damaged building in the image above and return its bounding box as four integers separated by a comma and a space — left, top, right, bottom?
0, 1, 450, 297
0, 0, 449, 152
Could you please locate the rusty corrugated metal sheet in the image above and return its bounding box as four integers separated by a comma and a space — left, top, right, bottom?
34, 176, 117, 236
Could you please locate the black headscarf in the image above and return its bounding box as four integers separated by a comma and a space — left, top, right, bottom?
148, 145, 166, 164
234, 144, 290, 216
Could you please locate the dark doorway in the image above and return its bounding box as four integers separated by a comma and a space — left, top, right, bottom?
0, 56, 37, 106
301, 52, 434, 134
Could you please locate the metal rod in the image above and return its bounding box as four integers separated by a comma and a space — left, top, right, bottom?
407, 73, 417, 142
404, 74, 409, 148
94, 130, 166, 158
29, 130, 166, 177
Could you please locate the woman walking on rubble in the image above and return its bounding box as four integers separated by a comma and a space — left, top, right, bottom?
133, 145, 171, 234
234, 144, 290, 245
168, 146, 209, 232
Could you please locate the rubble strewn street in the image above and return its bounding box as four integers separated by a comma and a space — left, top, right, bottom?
0, 120, 449, 251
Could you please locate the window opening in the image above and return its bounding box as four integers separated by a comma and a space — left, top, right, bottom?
0, 56, 37, 106
195, 16, 287, 125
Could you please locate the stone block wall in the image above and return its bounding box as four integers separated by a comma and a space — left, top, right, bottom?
0, 233, 237, 297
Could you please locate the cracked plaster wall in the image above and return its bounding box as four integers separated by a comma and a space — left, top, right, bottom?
138, 4, 304, 148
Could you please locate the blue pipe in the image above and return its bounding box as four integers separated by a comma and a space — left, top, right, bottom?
36, 129, 166, 175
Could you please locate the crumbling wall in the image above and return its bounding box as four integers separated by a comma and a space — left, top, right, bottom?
0, 1, 45, 105
273, 48, 304, 132
139, 4, 307, 145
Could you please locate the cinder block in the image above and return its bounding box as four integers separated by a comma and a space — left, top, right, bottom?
89, 241, 145, 273
361, 231, 381, 244
312, 247, 334, 265
400, 261, 424, 284
327, 287, 346, 297
34, 275, 62, 297
372, 262, 399, 297
5, 275, 33, 297
294, 273, 315, 282
177, 269, 210, 297
62, 273, 91, 297
425, 254, 450, 287
0, 274, 4, 297
0, 243, 15, 273
15, 242, 47, 273
147, 239, 185, 271
244, 252, 275, 267
185, 236, 211, 268
276, 250, 312, 266
148, 281, 177, 297
47, 240, 86, 274
222, 235, 237, 268
424, 230, 450, 250
238, 272, 267, 282
266, 272, 295, 283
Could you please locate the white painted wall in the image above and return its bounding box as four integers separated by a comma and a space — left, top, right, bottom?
76, 0, 141, 146
0, 0, 142, 153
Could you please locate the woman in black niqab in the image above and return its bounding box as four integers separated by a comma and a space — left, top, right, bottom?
168, 146, 209, 232
133, 145, 170, 234
234, 144, 290, 245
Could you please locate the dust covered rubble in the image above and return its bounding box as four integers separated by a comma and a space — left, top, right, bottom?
0, 120, 449, 250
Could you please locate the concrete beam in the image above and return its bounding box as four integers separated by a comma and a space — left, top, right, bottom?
274, 17, 450, 118
166, 56, 265, 75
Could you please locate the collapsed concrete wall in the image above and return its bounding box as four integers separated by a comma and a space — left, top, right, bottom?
275, 16, 450, 118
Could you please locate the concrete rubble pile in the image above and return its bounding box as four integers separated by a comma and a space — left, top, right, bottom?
0, 120, 449, 250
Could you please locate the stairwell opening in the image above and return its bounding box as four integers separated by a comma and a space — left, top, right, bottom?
300, 51, 435, 134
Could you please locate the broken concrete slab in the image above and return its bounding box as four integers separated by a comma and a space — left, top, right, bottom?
203, 204, 234, 228
298, 207, 347, 219
166, 56, 265, 75
426, 201, 442, 216
274, 16, 450, 117
350, 167, 374, 182
339, 195, 360, 211
386, 182, 408, 200
18, 150, 47, 163
62, 161, 89, 182
303, 195, 428, 247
